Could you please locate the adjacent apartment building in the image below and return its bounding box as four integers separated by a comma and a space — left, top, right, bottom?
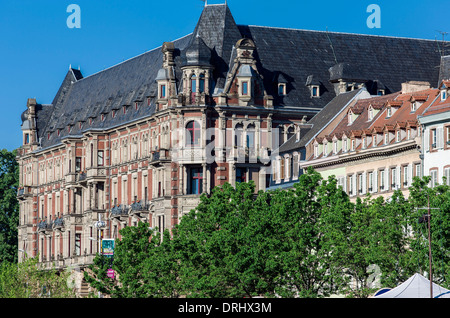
17, 2, 443, 283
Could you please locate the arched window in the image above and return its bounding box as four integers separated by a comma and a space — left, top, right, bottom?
235, 123, 244, 147
190, 74, 197, 93
186, 121, 201, 146
246, 124, 255, 148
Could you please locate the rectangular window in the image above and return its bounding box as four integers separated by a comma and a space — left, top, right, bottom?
430, 170, 438, 188
368, 172, 374, 192
242, 82, 249, 95
358, 174, 363, 194
380, 170, 385, 191
236, 168, 247, 183
97, 150, 104, 167
391, 168, 397, 189
160, 84, 166, 98
415, 163, 422, 178
403, 166, 409, 187
75, 233, 81, 256
431, 129, 437, 149
75, 157, 81, 172
189, 168, 203, 195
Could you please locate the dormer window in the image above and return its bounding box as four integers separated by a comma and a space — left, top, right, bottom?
351, 139, 355, 151
348, 110, 354, 125
135, 102, 139, 110
377, 89, 385, 96
123, 106, 127, 114
372, 135, 377, 147
147, 97, 151, 106
384, 133, 388, 145
242, 81, 249, 96
387, 107, 392, 118
278, 83, 286, 96
411, 102, 417, 112
112, 110, 116, 118
160, 84, 167, 99
396, 130, 401, 142
442, 90, 447, 101
311, 85, 320, 98
368, 107, 374, 121
314, 144, 319, 158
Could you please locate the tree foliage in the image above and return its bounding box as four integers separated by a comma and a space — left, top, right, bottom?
0, 256, 76, 298
85, 168, 450, 298
0, 149, 19, 264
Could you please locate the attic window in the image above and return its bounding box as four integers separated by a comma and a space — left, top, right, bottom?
112, 110, 116, 118
89, 118, 93, 125
135, 102, 139, 110
123, 106, 127, 114
101, 114, 105, 121
368, 107, 374, 121
160, 84, 167, 99
278, 83, 286, 96
377, 89, 385, 96
311, 85, 320, 98
387, 107, 392, 118
348, 110, 354, 125
442, 90, 447, 101
242, 81, 249, 96
411, 102, 417, 112
147, 98, 151, 106
57, 130, 60, 137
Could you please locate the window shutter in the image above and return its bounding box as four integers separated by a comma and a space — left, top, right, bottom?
424, 129, 430, 152
374, 171, 378, 193
437, 127, 444, 149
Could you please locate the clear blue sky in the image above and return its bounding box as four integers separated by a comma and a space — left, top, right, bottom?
1, 0, 449, 151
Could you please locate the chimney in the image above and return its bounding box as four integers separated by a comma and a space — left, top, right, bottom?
438, 55, 450, 84
401, 81, 431, 94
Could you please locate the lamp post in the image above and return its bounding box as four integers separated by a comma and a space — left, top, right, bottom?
93, 214, 106, 255
417, 194, 440, 299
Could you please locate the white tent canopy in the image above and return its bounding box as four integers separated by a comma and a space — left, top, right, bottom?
374, 273, 450, 298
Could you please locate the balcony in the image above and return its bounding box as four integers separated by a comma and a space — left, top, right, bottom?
110, 204, 129, 221
76, 172, 87, 183
37, 219, 52, 234
129, 201, 150, 221
17, 186, 32, 200
53, 217, 65, 231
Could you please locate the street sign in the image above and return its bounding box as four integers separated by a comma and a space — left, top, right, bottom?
102, 239, 115, 258
107, 269, 115, 279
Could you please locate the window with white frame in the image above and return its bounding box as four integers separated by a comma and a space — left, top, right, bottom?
379, 169, 385, 191
403, 165, 409, 187
430, 169, 438, 188
391, 167, 397, 189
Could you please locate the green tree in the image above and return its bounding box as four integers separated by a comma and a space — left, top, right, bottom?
0, 149, 19, 264
407, 176, 450, 289
0, 256, 76, 298
85, 221, 181, 298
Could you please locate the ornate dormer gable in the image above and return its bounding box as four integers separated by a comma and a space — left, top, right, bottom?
223, 38, 269, 107
155, 42, 178, 110
179, 36, 213, 106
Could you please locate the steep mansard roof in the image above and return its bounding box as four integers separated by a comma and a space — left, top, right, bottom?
30, 4, 442, 149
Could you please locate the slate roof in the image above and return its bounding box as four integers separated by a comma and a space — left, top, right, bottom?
277, 88, 367, 154
26, 4, 443, 149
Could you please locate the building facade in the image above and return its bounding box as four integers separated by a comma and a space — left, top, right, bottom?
418, 79, 450, 187
17, 2, 443, 283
